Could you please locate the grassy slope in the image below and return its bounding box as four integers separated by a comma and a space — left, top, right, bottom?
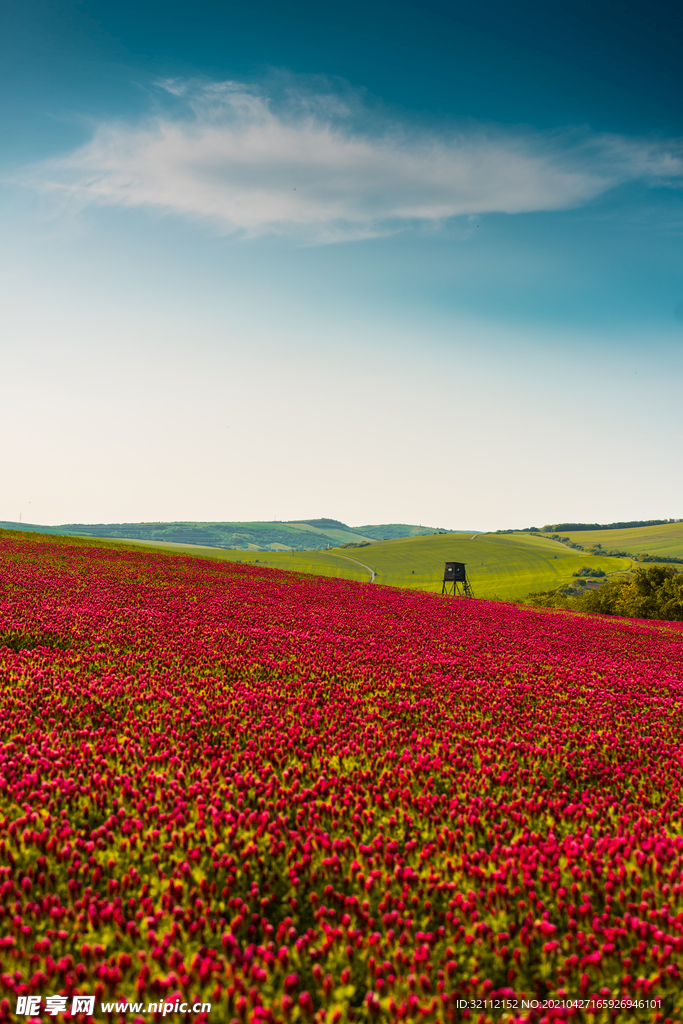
328, 532, 631, 600
559, 522, 683, 557
87, 532, 630, 600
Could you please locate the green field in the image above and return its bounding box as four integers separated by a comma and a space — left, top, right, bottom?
325, 532, 631, 600
558, 522, 683, 558
72, 531, 632, 601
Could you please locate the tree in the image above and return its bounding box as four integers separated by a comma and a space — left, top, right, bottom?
527, 566, 683, 621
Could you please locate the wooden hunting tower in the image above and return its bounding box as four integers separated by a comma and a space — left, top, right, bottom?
442, 561, 474, 598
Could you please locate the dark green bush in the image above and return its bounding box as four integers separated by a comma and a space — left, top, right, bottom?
527, 566, 683, 621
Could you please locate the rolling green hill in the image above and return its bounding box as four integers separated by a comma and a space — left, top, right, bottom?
352, 524, 462, 541
323, 532, 632, 600
0, 518, 451, 551
556, 522, 683, 559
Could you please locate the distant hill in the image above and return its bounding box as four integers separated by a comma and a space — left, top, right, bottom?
354, 524, 455, 541
0, 519, 455, 551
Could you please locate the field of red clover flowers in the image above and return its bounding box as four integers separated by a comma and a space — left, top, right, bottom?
2, 532, 683, 1024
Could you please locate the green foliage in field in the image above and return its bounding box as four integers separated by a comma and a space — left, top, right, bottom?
528, 564, 683, 621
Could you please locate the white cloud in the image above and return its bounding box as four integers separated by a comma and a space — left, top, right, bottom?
29, 79, 683, 242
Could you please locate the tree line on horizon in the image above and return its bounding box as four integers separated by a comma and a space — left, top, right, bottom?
533, 518, 682, 532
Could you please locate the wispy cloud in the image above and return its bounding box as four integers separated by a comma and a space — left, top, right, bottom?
28, 79, 683, 243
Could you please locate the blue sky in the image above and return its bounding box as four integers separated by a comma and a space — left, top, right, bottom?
2, 0, 682, 530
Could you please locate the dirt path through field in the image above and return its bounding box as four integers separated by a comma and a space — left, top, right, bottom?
333, 553, 376, 582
